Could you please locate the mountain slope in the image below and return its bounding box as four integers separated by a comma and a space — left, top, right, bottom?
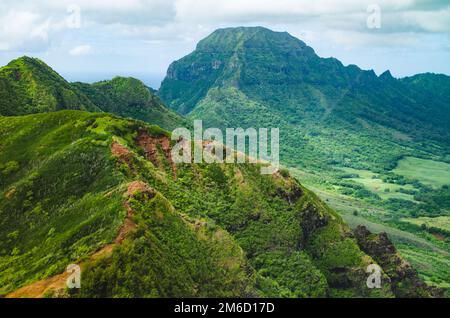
0, 57, 99, 115
0, 110, 435, 298
0, 57, 187, 131
72, 77, 189, 131
157, 27, 450, 292
158, 27, 450, 171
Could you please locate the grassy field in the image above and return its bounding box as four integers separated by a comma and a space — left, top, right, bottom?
337, 167, 417, 201
401, 216, 450, 233
398, 244, 450, 290
305, 185, 444, 251
290, 167, 449, 290
394, 157, 450, 188
309, 186, 449, 289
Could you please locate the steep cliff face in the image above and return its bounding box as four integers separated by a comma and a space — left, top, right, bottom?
354, 226, 444, 298
158, 26, 450, 171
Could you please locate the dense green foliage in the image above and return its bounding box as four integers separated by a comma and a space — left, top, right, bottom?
0, 111, 403, 298
0, 57, 186, 131
158, 26, 450, 292
0, 28, 446, 298
0, 57, 99, 115
159, 27, 450, 172
72, 77, 189, 131
80, 192, 256, 298
0, 111, 126, 294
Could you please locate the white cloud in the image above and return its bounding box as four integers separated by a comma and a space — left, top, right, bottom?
0, 0, 449, 78
69, 44, 91, 56
173, 0, 450, 34
0, 9, 51, 51
402, 8, 450, 32
174, 0, 361, 21
0, 0, 449, 54
33, 0, 176, 25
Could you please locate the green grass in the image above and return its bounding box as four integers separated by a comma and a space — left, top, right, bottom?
306, 185, 444, 251
290, 167, 449, 291
394, 157, 450, 189
337, 167, 417, 201
316, 188, 450, 290
0, 111, 127, 295
398, 244, 450, 291
1, 110, 400, 298
401, 216, 450, 234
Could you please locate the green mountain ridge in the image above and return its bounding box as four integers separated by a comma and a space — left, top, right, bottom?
159, 26, 450, 171
0, 29, 446, 298
72, 77, 189, 131
0, 57, 100, 116
0, 110, 437, 297
157, 26, 450, 292
0, 57, 186, 131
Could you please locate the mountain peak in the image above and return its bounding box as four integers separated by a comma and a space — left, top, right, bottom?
74, 75, 188, 130
159, 26, 359, 114
380, 70, 395, 80
0, 56, 100, 116
6, 56, 49, 70
202, 26, 281, 40
197, 26, 312, 54
209, 25, 272, 35
3, 56, 68, 86
97, 76, 148, 89
8, 55, 38, 64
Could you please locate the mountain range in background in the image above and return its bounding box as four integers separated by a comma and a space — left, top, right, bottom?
157, 27, 450, 292
0, 26, 448, 298
0, 56, 186, 131
159, 27, 450, 171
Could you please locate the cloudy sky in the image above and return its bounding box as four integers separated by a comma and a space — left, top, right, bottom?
1, 0, 449, 88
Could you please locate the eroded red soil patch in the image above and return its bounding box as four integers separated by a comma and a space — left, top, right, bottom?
111, 140, 133, 166
136, 129, 177, 178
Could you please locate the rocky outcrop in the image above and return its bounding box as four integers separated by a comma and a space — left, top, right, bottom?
354, 226, 444, 298
136, 129, 177, 177
299, 203, 329, 244
276, 182, 303, 204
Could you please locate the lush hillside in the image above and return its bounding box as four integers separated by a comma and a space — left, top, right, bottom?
0, 110, 436, 298
159, 26, 450, 171
72, 77, 189, 131
158, 27, 450, 291
400, 73, 450, 104
0, 57, 187, 131
0, 57, 99, 116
